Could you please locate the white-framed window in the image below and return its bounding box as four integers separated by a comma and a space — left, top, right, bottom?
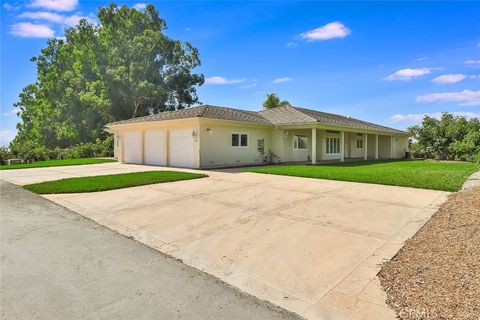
356, 139, 363, 149
293, 135, 308, 150
326, 137, 340, 154
232, 133, 248, 147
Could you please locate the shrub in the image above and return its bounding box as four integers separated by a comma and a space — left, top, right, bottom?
10, 136, 113, 162
0, 146, 12, 164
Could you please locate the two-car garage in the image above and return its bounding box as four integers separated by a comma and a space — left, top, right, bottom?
122, 129, 195, 168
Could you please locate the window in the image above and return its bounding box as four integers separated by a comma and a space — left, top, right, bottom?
232, 133, 248, 147
326, 137, 340, 154
356, 139, 363, 149
293, 135, 308, 150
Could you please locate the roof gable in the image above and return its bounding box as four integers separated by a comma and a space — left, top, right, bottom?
258, 106, 316, 125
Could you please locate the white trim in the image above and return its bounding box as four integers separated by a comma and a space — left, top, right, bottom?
356, 139, 363, 149
325, 136, 341, 155
231, 132, 249, 148
293, 135, 308, 150
363, 134, 368, 160
311, 128, 317, 164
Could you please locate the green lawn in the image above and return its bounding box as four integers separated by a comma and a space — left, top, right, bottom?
24, 171, 207, 194
246, 160, 479, 192
0, 158, 116, 170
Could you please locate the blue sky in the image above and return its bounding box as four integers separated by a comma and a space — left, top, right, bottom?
1, 0, 480, 146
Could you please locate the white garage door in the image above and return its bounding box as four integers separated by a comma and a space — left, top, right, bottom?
169, 129, 194, 168
144, 130, 166, 166
124, 131, 142, 164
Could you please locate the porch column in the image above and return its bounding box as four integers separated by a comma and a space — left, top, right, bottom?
375, 135, 379, 160
340, 131, 345, 162
390, 136, 394, 159
311, 128, 317, 164
363, 134, 368, 160
141, 131, 145, 165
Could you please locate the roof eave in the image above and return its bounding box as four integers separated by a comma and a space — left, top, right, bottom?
277, 121, 409, 136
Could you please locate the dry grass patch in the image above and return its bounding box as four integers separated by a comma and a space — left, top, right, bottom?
379, 186, 480, 320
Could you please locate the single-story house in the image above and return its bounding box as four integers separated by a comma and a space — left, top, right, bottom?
105, 105, 409, 168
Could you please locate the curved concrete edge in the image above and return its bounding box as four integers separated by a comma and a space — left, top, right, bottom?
461, 169, 480, 190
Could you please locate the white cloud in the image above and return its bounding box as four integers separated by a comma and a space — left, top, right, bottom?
384, 68, 432, 81
389, 112, 480, 123
0, 130, 16, 147
299, 21, 350, 41
18, 11, 65, 23
416, 89, 480, 106
388, 113, 425, 123
2, 109, 20, 117
133, 3, 147, 10
204, 76, 245, 85
3, 3, 16, 11
286, 42, 298, 48
9, 22, 54, 38
237, 83, 257, 89
272, 77, 293, 84
63, 14, 95, 27
29, 0, 78, 11
465, 59, 480, 65
17, 11, 95, 27
431, 74, 467, 84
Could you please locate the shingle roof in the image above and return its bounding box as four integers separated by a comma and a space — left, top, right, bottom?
108, 105, 271, 126
107, 104, 407, 135
294, 106, 405, 134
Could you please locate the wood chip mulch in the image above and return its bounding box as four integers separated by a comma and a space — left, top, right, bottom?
379, 186, 480, 320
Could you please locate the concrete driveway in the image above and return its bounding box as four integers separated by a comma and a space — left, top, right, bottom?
1, 181, 300, 320
1, 163, 449, 320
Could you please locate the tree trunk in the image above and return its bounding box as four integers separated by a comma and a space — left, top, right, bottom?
132, 101, 139, 118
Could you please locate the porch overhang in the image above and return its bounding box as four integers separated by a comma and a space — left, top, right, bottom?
275, 123, 410, 138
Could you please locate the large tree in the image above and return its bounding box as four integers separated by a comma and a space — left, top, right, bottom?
11, 3, 204, 151
262, 93, 290, 110
408, 113, 480, 161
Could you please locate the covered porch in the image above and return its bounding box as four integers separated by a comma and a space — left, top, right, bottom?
273, 126, 407, 164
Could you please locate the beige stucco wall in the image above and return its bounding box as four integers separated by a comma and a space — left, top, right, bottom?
108, 118, 409, 167
378, 135, 392, 159
394, 136, 409, 158
279, 129, 313, 162
349, 132, 365, 158
198, 119, 272, 168
367, 134, 376, 158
